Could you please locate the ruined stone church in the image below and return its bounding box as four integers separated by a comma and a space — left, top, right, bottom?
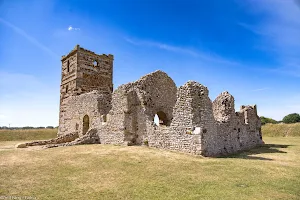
24, 45, 264, 157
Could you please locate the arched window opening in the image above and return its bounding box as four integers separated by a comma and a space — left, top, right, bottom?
83, 115, 90, 135
153, 111, 169, 126
93, 60, 98, 67
67, 60, 70, 72
154, 114, 159, 126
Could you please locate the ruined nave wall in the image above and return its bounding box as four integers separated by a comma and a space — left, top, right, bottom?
201, 92, 264, 156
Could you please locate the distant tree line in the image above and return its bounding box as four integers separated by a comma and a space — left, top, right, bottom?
0, 126, 58, 130
260, 113, 300, 125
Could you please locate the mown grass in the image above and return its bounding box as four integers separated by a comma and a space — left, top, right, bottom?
0, 137, 300, 200
0, 127, 299, 199
0, 129, 57, 141
262, 123, 300, 137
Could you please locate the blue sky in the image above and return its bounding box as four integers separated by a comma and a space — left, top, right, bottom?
0, 0, 300, 127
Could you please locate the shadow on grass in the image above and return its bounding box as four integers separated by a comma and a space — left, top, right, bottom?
221, 143, 291, 161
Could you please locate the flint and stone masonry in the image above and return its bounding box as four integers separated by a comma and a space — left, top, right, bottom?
23, 45, 264, 157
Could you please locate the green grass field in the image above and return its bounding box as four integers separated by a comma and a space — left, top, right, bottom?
0, 126, 299, 199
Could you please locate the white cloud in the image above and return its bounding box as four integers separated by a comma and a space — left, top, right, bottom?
68, 25, 80, 31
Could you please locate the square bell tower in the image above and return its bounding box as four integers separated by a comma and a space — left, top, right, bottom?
58, 45, 114, 132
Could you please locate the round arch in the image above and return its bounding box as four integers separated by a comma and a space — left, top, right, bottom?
154, 111, 169, 126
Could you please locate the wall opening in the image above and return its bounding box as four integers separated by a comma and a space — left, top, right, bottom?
153, 111, 169, 126
83, 115, 90, 135
93, 60, 98, 67
102, 114, 107, 122
67, 60, 70, 72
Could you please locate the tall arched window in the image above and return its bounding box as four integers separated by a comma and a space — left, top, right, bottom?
93, 60, 98, 67
83, 115, 90, 135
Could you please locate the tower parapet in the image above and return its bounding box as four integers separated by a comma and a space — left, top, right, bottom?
60, 44, 113, 101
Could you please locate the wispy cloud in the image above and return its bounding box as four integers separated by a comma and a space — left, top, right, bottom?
0, 18, 59, 59
124, 37, 241, 66
68, 25, 80, 31
240, 0, 300, 76
125, 37, 198, 56
237, 22, 266, 36
251, 87, 269, 92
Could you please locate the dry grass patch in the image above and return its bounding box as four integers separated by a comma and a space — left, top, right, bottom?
0, 129, 57, 141
0, 137, 299, 199
262, 123, 300, 137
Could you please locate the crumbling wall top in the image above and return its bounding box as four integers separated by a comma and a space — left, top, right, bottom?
61, 44, 114, 62
213, 91, 235, 123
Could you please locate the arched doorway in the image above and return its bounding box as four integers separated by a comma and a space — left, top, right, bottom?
83, 115, 89, 135
153, 111, 169, 126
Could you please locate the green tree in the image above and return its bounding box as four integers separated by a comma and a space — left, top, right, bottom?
282, 113, 300, 124
260, 116, 278, 125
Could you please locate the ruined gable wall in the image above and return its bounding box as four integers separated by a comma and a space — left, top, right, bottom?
98, 70, 178, 146
207, 92, 264, 156
98, 84, 135, 144
133, 71, 177, 147
238, 105, 263, 148
162, 81, 217, 155
213, 91, 235, 123
210, 92, 241, 156
58, 91, 111, 136
127, 70, 178, 123
144, 81, 218, 155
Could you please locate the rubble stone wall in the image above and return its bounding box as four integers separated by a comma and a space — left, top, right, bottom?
204, 92, 264, 156
97, 70, 177, 146
58, 91, 111, 136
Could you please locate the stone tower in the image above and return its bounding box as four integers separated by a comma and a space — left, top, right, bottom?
60, 44, 113, 100
58, 45, 114, 134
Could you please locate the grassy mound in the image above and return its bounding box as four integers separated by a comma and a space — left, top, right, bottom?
0, 129, 57, 141
262, 123, 300, 137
